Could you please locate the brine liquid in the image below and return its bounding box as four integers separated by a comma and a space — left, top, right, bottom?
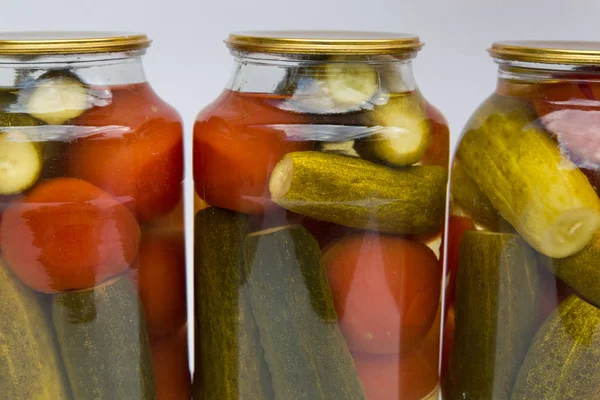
194, 89, 449, 400
443, 76, 600, 399
0, 82, 189, 399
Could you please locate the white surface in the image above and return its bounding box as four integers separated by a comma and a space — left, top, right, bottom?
2, 0, 599, 374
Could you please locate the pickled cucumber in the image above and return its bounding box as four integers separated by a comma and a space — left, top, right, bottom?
355, 93, 431, 167
244, 225, 365, 399
0, 130, 42, 194
324, 60, 379, 107
316, 140, 359, 157
548, 232, 600, 307
269, 151, 447, 235
0, 90, 43, 127
444, 231, 539, 400
456, 95, 600, 258
22, 70, 89, 124
511, 295, 600, 399
450, 161, 509, 230
194, 208, 273, 400
52, 276, 155, 399
277, 60, 382, 115
0, 258, 71, 399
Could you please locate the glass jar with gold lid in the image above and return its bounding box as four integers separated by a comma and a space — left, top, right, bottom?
0, 32, 188, 399
193, 31, 449, 400
443, 41, 600, 399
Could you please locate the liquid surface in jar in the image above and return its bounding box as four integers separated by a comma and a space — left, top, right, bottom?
0, 79, 188, 399
194, 85, 449, 400
444, 74, 600, 399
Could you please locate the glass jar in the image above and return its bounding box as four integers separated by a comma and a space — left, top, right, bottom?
193, 31, 449, 400
443, 42, 600, 399
0, 33, 188, 399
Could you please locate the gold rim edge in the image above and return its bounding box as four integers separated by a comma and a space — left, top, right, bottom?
0, 34, 152, 55
489, 43, 600, 65
225, 34, 424, 55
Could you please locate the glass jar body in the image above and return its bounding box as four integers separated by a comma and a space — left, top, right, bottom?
443, 63, 600, 399
0, 51, 188, 399
194, 51, 449, 400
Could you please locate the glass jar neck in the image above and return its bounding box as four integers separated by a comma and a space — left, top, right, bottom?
227, 51, 420, 94
496, 60, 600, 83
0, 50, 147, 88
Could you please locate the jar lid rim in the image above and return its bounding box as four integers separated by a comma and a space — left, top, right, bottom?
489, 41, 600, 65
226, 31, 423, 55
0, 32, 151, 55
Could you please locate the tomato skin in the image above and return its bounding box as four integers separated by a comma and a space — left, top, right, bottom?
534, 80, 600, 167
352, 338, 439, 400
0, 178, 140, 293
0, 194, 20, 230
132, 231, 187, 338
443, 216, 475, 309
150, 327, 191, 400
421, 102, 450, 167
535, 80, 600, 117
69, 83, 184, 222
193, 91, 313, 215
324, 233, 441, 355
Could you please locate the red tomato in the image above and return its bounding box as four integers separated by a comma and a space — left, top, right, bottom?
443, 216, 475, 308
324, 233, 441, 355
150, 327, 191, 400
68, 83, 184, 222
0, 194, 19, 230
132, 231, 186, 338
143, 199, 184, 233
421, 102, 450, 167
193, 90, 313, 215
534, 80, 600, 167
0, 178, 140, 293
352, 340, 439, 400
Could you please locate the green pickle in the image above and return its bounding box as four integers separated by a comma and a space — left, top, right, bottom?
512, 295, 600, 399
0, 130, 43, 194
450, 161, 510, 231
456, 95, 600, 258
0, 258, 71, 399
244, 225, 365, 400
355, 93, 431, 167
444, 231, 539, 400
269, 151, 447, 235
547, 232, 600, 307
52, 276, 156, 400
0, 93, 44, 194
194, 208, 273, 400
20, 69, 90, 125
316, 140, 360, 157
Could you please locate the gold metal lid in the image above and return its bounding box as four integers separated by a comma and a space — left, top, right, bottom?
489, 41, 600, 65
225, 31, 423, 55
0, 32, 151, 55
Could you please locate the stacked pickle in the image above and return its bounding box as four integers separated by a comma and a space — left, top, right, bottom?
0, 70, 187, 399
444, 79, 600, 399
194, 58, 449, 400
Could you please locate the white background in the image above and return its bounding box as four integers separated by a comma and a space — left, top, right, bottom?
2, 0, 599, 150
2, 0, 599, 370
